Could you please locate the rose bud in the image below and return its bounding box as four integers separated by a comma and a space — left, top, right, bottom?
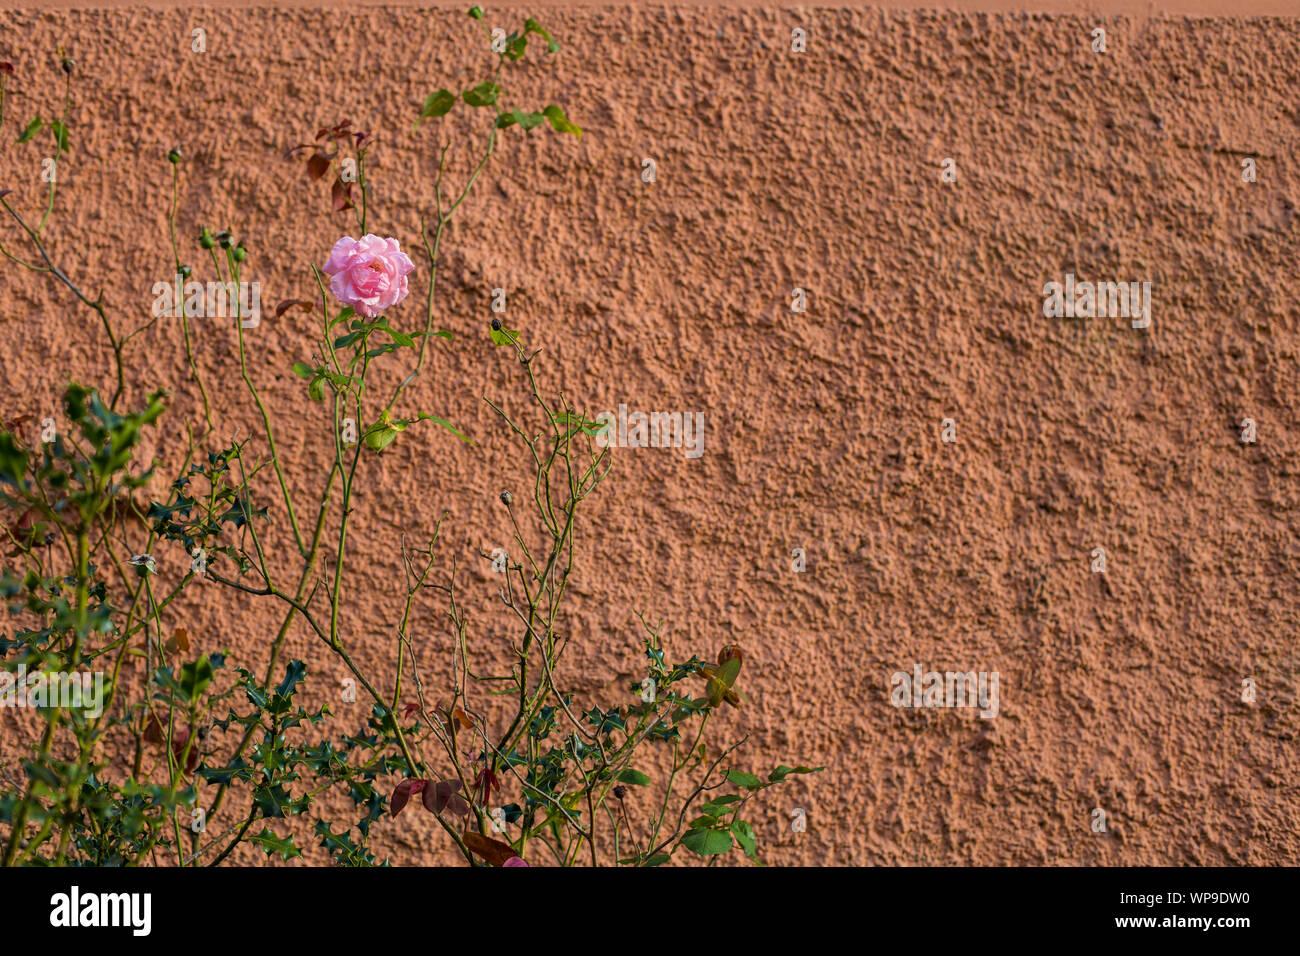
717, 644, 743, 666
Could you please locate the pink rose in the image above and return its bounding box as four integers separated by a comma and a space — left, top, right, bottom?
322, 235, 414, 318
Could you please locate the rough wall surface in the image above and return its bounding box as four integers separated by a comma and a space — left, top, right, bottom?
0, 4, 1297, 865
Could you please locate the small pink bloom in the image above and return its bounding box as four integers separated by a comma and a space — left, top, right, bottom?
503, 856, 530, 867
322, 234, 414, 318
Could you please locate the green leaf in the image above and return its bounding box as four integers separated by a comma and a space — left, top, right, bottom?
524, 17, 561, 53
0, 432, 28, 485
364, 425, 401, 452
173, 655, 215, 701
273, 659, 307, 706
251, 827, 302, 861
717, 656, 741, 688
768, 765, 824, 784
725, 769, 764, 790
374, 317, 415, 347
307, 375, 327, 403
291, 362, 314, 379
489, 324, 520, 347
642, 853, 671, 867
616, 768, 651, 786
409, 413, 473, 445
418, 89, 456, 123
701, 797, 740, 817
542, 104, 581, 138
17, 116, 42, 144
497, 108, 545, 131
504, 32, 528, 61
50, 120, 68, 152
463, 82, 501, 108
731, 820, 757, 857
682, 828, 732, 856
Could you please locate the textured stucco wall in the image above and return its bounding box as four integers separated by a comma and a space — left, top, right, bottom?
0, 4, 1298, 865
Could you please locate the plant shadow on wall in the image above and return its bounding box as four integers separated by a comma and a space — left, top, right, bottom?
0, 8, 821, 867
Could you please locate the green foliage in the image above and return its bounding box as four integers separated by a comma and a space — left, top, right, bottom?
16, 116, 40, 143
543, 104, 581, 138
462, 82, 500, 108
420, 12, 579, 142
418, 89, 456, 122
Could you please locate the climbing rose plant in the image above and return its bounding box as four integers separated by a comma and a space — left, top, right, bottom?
0, 8, 820, 867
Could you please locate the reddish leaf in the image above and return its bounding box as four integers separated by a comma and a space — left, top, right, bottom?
438, 703, 475, 737
0, 63, 13, 76
143, 711, 166, 744
164, 626, 190, 653
463, 831, 520, 867
145, 718, 200, 772
174, 726, 201, 773
422, 779, 469, 816
402, 702, 421, 718
331, 177, 353, 212
472, 766, 501, 804
317, 120, 352, 141
305, 152, 331, 181
274, 299, 314, 320
391, 778, 428, 817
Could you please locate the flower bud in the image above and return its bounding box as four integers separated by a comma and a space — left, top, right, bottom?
500, 491, 513, 506
717, 644, 744, 666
